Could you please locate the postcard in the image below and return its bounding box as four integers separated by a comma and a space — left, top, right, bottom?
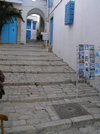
79, 60, 84, 63
79, 63, 84, 67
90, 71, 95, 79
90, 65, 95, 71
85, 50, 89, 56
85, 56, 89, 61
90, 45, 94, 51
85, 62, 89, 67
95, 69, 99, 75
84, 73, 89, 79
95, 52, 99, 57
96, 63, 99, 68
90, 51, 95, 57
85, 67, 89, 72
79, 44, 84, 51
85, 44, 89, 50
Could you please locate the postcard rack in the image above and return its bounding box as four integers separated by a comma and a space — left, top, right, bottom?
76, 44, 100, 99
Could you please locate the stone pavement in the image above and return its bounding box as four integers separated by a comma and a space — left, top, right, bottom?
0, 42, 100, 134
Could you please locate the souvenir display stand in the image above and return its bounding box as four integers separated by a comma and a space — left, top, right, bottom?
76, 44, 100, 99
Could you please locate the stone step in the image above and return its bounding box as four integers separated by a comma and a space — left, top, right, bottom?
1, 98, 100, 134
2, 83, 98, 102
0, 54, 55, 57
0, 61, 67, 66
5, 116, 95, 134
4, 73, 76, 85
3, 71, 75, 74
1, 93, 99, 103
0, 44, 42, 47
0, 57, 62, 61
4, 80, 72, 86
0, 65, 75, 73
0, 51, 55, 56
0, 49, 48, 52
0, 54, 61, 59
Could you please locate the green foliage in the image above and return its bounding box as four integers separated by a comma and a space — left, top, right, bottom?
0, 1, 24, 36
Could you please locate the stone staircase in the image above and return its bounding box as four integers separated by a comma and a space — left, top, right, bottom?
0, 43, 100, 134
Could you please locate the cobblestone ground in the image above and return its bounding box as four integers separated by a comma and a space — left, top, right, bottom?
0, 42, 100, 134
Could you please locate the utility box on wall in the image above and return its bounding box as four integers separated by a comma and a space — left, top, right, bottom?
65, 1, 75, 25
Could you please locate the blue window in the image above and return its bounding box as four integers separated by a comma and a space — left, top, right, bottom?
27, 19, 31, 29
65, 1, 75, 25
33, 21, 36, 30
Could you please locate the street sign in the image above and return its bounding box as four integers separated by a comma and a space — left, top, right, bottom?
41, 32, 49, 41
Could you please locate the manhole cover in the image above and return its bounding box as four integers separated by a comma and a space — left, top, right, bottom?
52, 103, 89, 119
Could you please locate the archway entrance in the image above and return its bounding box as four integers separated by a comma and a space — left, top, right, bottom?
26, 8, 45, 42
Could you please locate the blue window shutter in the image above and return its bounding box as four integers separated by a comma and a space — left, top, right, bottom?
65, 1, 75, 25
27, 19, 31, 29
33, 22, 36, 30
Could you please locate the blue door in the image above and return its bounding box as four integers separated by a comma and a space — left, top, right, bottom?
26, 31, 31, 40
50, 17, 53, 45
1, 17, 17, 43
1, 23, 9, 42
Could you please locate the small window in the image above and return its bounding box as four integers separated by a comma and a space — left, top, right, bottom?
33, 22, 36, 30
27, 20, 31, 29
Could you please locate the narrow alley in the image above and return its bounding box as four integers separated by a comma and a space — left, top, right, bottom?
0, 42, 100, 134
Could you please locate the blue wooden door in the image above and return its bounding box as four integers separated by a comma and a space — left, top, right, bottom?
26, 31, 31, 40
50, 17, 53, 45
1, 23, 9, 42
1, 17, 17, 43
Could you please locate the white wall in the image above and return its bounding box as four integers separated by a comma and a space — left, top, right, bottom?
49, 0, 100, 71
14, 0, 47, 44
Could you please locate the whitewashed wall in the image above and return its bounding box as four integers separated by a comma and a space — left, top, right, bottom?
49, 0, 100, 71
13, 0, 47, 44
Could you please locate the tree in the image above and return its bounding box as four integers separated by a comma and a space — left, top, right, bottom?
0, 1, 24, 41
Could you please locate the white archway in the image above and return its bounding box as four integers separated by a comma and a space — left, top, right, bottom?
26, 8, 45, 41
27, 8, 45, 23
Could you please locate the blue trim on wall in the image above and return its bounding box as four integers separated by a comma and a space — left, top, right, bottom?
50, 18, 53, 45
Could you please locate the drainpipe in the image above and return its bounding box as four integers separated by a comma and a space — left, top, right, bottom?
46, 0, 49, 32
49, 0, 63, 16
47, 0, 49, 22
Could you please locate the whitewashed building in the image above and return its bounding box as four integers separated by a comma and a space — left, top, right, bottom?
48, 0, 100, 70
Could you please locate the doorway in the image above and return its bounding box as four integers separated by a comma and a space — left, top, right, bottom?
1, 16, 17, 43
